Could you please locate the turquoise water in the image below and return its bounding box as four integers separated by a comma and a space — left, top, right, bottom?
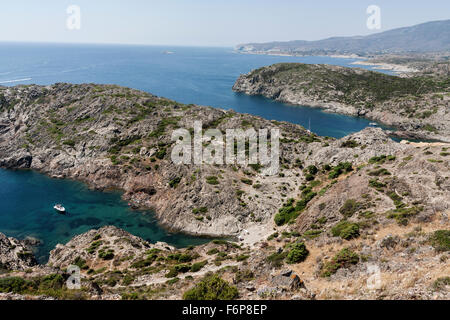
0, 44, 395, 261
0, 169, 209, 263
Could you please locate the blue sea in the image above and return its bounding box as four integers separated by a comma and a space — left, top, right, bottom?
0, 43, 394, 262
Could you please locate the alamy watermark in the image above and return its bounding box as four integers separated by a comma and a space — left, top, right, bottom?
171, 121, 280, 175
66, 5, 81, 30
367, 5, 381, 30
66, 265, 81, 289
366, 264, 382, 290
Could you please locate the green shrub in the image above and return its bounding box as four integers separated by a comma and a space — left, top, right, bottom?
266, 251, 288, 268
190, 261, 208, 272
274, 204, 297, 226
155, 148, 167, 159
168, 252, 193, 263
234, 269, 254, 283
368, 179, 386, 191
183, 274, 239, 300
166, 277, 180, 285
331, 221, 360, 240
386, 206, 423, 225
286, 242, 309, 264
72, 256, 88, 270
303, 229, 322, 239
206, 176, 219, 185
62, 140, 76, 147
368, 168, 391, 176
320, 248, 359, 277
429, 230, 450, 252
329, 162, 353, 179
339, 199, 362, 217
0, 277, 29, 293
86, 240, 102, 254
367, 154, 395, 164
169, 177, 182, 188
341, 140, 359, 148
131, 254, 158, 268
306, 165, 318, 175
235, 255, 250, 262
295, 191, 316, 211
274, 192, 316, 226
432, 277, 450, 291
192, 207, 208, 214
207, 248, 219, 255
98, 249, 115, 260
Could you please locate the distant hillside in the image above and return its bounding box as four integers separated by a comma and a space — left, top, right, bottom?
233, 63, 450, 141
236, 20, 450, 56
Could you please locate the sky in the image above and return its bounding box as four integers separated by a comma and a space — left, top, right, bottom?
0, 0, 449, 47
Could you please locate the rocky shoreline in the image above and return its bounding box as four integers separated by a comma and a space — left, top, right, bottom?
232, 63, 450, 142
0, 83, 449, 300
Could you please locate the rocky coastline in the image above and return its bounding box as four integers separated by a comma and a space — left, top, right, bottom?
0, 83, 448, 300
232, 63, 450, 142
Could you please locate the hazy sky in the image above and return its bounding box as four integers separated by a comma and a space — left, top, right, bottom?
0, 0, 448, 46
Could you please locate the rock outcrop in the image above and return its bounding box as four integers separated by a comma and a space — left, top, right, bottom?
0, 83, 448, 301
233, 63, 450, 142
0, 233, 37, 270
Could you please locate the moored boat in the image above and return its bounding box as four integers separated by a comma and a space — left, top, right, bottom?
53, 204, 66, 214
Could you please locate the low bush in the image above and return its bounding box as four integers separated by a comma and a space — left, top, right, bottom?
339, 199, 362, 217
286, 242, 309, 264
182, 274, 238, 300
206, 176, 219, 185
386, 206, 423, 225
429, 230, 450, 252
329, 162, 353, 179
331, 221, 360, 240
169, 177, 182, 188
266, 251, 288, 268
190, 261, 208, 272
98, 248, 115, 260
320, 248, 359, 277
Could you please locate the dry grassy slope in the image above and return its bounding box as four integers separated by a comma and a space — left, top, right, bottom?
297, 144, 450, 233
269, 143, 450, 300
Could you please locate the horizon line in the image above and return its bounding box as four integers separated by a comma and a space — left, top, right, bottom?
0, 40, 234, 49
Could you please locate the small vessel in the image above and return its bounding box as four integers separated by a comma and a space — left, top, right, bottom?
53, 204, 66, 214
306, 118, 312, 134
369, 122, 378, 126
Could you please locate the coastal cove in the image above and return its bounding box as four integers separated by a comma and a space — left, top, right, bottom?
0, 168, 209, 263
0, 44, 400, 261
0, 43, 395, 138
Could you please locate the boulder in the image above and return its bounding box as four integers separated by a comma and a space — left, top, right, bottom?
271, 269, 305, 291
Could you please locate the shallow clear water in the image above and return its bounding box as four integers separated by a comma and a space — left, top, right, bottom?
0, 44, 394, 261
0, 169, 209, 263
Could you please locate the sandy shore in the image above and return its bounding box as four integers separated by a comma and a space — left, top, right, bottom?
351, 60, 419, 74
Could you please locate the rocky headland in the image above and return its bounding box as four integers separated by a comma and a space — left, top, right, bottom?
233, 63, 450, 142
0, 83, 448, 300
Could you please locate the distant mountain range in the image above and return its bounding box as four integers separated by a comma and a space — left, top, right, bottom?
236, 20, 450, 56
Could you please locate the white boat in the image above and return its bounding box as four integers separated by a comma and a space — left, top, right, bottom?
369, 122, 378, 126
53, 204, 66, 214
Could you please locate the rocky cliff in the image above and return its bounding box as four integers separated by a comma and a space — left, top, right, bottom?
0, 83, 448, 300
233, 63, 450, 142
